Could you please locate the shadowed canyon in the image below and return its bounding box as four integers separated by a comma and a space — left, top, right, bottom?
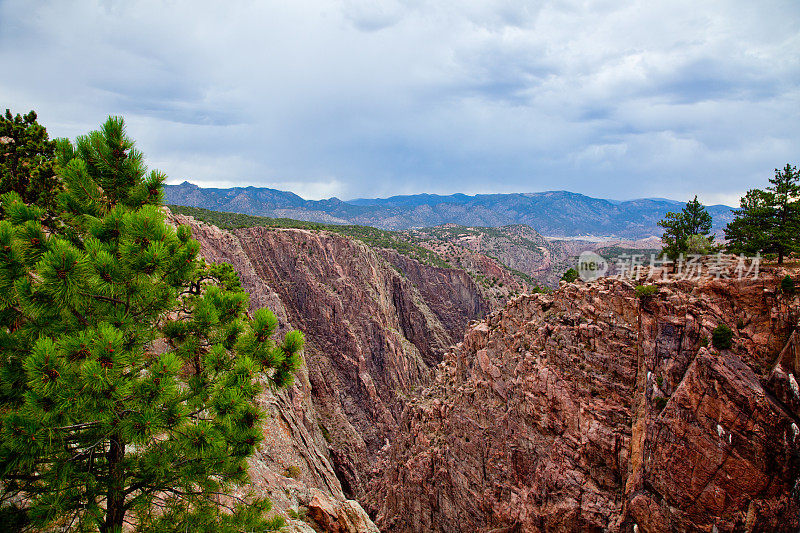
171, 210, 800, 533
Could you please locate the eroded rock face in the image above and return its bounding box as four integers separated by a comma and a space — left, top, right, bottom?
371, 281, 639, 532
379, 249, 490, 357
305, 489, 380, 533
175, 209, 799, 532
170, 213, 488, 529
374, 271, 800, 532
627, 273, 799, 532
228, 225, 483, 498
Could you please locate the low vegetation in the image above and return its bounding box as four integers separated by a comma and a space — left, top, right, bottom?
284, 465, 302, 479
712, 324, 733, 350
635, 284, 659, 299
781, 275, 796, 296
561, 268, 579, 283
653, 396, 669, 412
169, 205, 453, 269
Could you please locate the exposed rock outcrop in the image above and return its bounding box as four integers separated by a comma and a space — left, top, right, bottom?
227, 225, 483, 498
410, 223, 579, 287
177, 208, 799, 532
373, 268, 800, 532
170, 212, 488, 530
379, 249, 489, 354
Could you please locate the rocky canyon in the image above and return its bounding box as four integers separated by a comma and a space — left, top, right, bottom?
172, 211, 799, 532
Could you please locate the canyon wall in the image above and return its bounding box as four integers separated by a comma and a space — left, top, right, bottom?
373, 269, 800, 532
176, 211, 799, 532
172, 213, 488, 530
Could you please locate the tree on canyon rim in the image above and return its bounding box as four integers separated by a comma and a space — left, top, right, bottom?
0, 113, 303, 532
725, 163, 800, 264
657, 195, 714, 260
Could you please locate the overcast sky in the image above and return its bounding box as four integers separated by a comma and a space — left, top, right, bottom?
2, 1, 798, 202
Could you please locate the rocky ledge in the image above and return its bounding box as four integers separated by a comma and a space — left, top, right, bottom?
372, 267, 800, 532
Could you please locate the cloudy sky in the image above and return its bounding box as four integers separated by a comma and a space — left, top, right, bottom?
2, 1, 798, 203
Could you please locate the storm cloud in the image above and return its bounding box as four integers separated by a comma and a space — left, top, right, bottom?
1, 0, 798, 202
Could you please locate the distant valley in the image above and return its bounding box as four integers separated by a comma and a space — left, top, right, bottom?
168, 205, 659, 289
164, 182, 734, 239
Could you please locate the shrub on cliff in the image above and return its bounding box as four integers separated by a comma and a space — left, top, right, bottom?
635, 284, 658, 299
781, 275, 796, 296
712, 324, 733, 350
561, 268, 579, 283
0, 116, 302, 532
685, 233, 715, 255
653, 396, 668, 412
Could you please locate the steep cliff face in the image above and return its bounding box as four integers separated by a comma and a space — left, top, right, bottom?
231, 225, 479, 499
170, 213, 488, 527
373, 268, 800, 532
176, 209, 799, 531
379, 249, 490, 351
627, 271, 799, 532
168, 203, 530, 310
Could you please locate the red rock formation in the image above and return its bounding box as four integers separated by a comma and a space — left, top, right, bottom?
170, 213, 489, 530
227, 226, 484, 497
379, 249, 489, 355
176, 210, 799, 531
373, 268, 800, 532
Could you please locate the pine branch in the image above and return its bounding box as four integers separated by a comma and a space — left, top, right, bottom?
87, 293, 127, 306
54, 421, 101, 432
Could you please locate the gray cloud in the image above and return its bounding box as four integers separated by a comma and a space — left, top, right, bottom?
1, 0, 798, 201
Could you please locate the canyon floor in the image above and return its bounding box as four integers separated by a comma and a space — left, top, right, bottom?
171, 210, 799, 533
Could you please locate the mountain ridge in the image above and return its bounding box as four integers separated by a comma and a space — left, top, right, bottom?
165, 181, 734, 239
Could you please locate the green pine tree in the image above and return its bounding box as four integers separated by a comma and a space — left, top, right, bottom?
657, 195, 713, 259
724, 188, 774, 257
0, 110, 62, 216
725, 164, 800, 264
0, 116, 303, 532
767, 163, 800, 264
681, 196, 713, 237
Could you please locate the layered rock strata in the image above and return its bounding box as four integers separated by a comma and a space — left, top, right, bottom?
171, 213, 488, 530
373, 268, 800, 532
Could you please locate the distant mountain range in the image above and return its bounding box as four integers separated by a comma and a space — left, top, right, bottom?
164, 181, 735, 239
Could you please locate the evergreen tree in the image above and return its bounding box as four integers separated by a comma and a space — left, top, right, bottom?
724, 189, 774, 257
0, 110, 61, 215
560, 268, 579, 283
657, 211, 686, 260
0, 116, 303, 532
657, 195, 713, 259
725, 164, 800, 264
767, 164, 800, 264
681, 196, 713, 237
